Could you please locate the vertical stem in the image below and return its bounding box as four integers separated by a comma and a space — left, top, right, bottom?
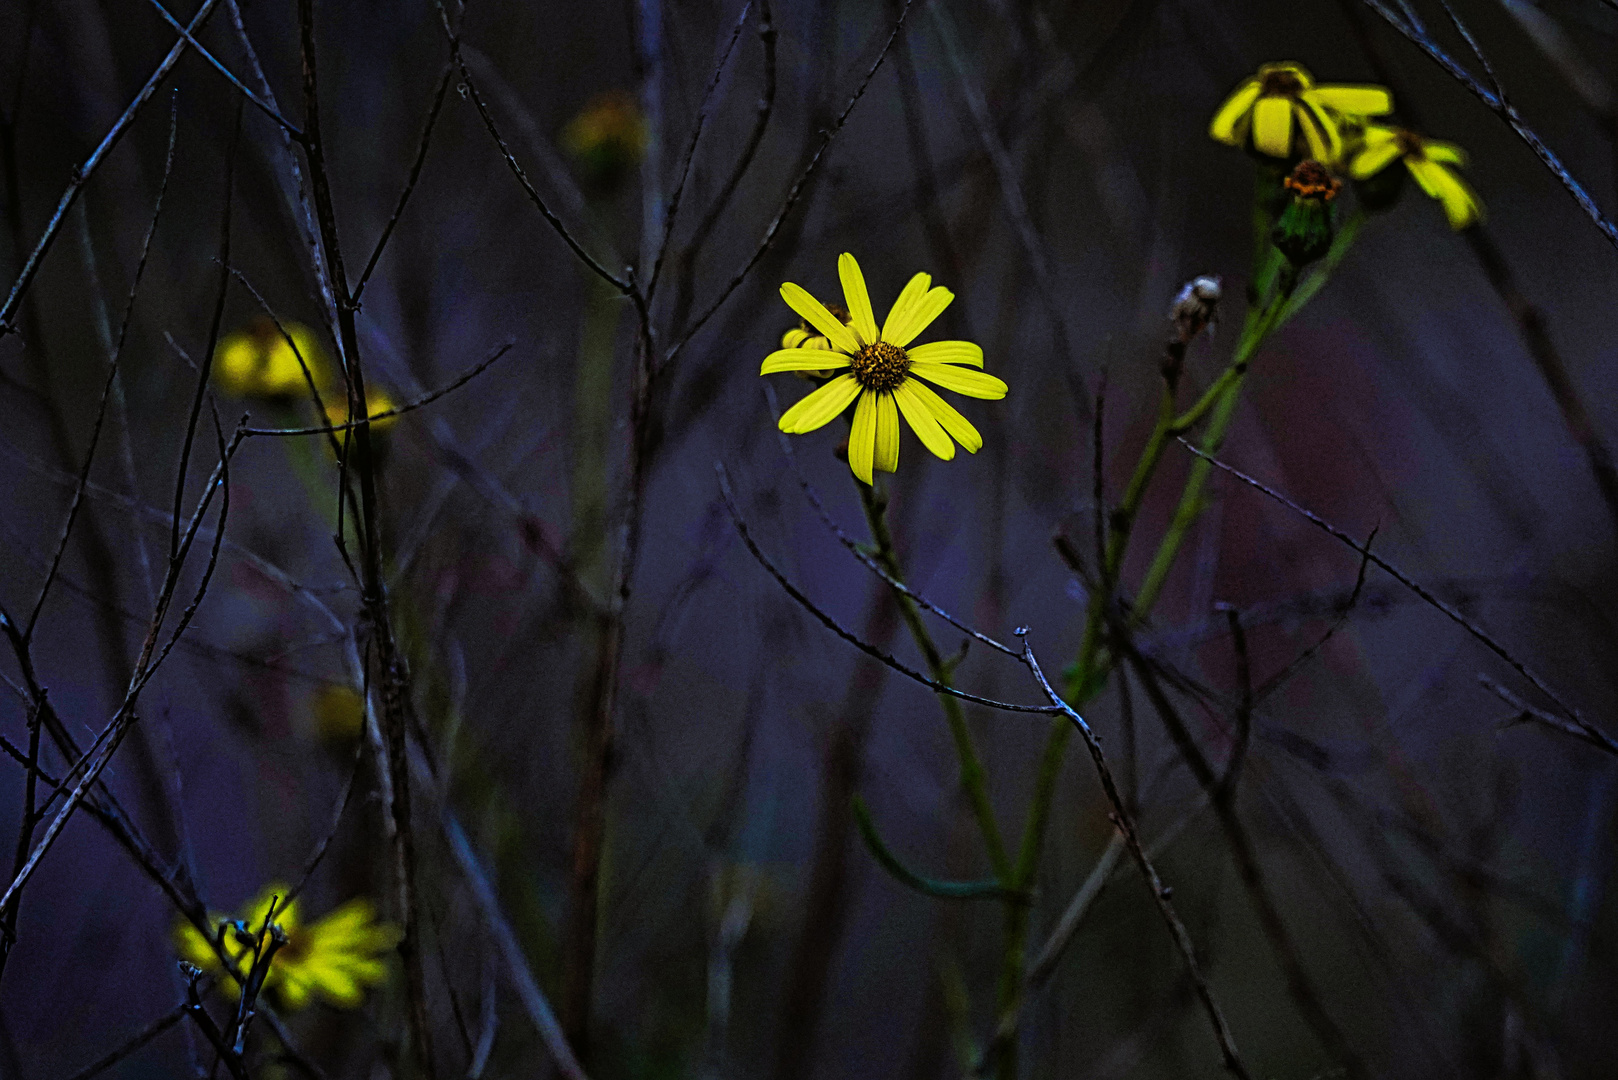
857, 482, 1009, 880
295, 2, 434, 1074
856, 481, 1022, 1079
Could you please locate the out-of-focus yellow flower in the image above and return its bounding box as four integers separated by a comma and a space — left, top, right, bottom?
1210, 62, 1392, 161
312, 683, 366, 745
762, 254, 1006, 485
175, 884, 399, 1010
323, 385, 399, 435
1345, 124, 1483, 230
214, 318, 332, 400
563, 91, 648, 193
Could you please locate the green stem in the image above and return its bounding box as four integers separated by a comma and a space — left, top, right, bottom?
858, 482, 1010, 880
857, 481, 1018, 1080
1131, 292, 1287, 620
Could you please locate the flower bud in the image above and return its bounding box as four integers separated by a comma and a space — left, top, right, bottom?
1272, 160, 1342, 269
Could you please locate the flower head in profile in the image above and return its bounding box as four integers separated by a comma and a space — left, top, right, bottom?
175, 884, 399, 1010
1345, 124, 1482, 230
762, 254, 1007, 485
1210, 62, 1392, 161
214, 318, 332, 401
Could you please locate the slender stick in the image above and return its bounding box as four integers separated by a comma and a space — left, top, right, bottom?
0, 0, 224, 333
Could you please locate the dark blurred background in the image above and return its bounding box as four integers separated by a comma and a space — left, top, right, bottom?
4, 0, 1618, 1077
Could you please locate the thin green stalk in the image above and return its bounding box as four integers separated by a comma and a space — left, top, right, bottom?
1131, 290, 1289, 620
858, 480, 1020, 1080
858, 482, 1011, 881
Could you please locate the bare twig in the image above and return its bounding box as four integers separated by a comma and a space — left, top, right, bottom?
1176, 438, 1609, 748
242, 340, 516, 437
0, 0, 224, 333
646, 2, 754, 302
352, 64, 455, 304
1358, 0, 1618, 250
666, 0, 920, 364
1017, 635, 1252, 1079
718, 466, 1060, 714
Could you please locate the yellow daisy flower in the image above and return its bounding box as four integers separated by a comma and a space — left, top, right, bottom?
175, 884, 399, 1010
214, 318, 333, 400
1346, 124, 1483, 230
1209, 62, 1392, 161
762, 254, 1007, 485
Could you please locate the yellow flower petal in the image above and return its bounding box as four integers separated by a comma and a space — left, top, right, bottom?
905, 341, 983, 368
1252, 96, 1294, 158
874, 391, 900, 474
778, 373, 861, 433
780, 282, 860, 354
894, 381, 955, 460
879, 272, 932, 343
1422, 140, 1468, 168
1348, 138, 1402, 179
781, 328, 811, 349
761, 349, 852, 374
848, 390, 878, 485
905, 380, 982, 453
908, 363, 1008, 400
1428, 164, 1483, 229
1294, 99, 1341, 162
1306, 85, 1393, 116
1405, 156, 1446, 200
1209, 79, 1262, 145
837, 252, 879, 346
884, 287, 954, 348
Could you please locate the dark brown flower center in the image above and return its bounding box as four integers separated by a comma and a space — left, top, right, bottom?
1284, 160, 1341, 202
850, 341, 909, 391
1394, 129, 1424, 159
1260, 69, 1305, 97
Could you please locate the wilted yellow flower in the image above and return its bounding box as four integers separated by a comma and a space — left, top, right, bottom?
563, 91, 648, 193
1346, 125, 1483, 230
762, 254, 1006, 485
175, 884, 399, 1010
1210, 62, 1392, 161
214, 318, 332, 400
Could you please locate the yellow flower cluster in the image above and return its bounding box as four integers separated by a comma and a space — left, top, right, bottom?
213, 318, 398, 433
214, 318, 330, 400
1210, 61, 1482, 230
175, 884, 399, 1010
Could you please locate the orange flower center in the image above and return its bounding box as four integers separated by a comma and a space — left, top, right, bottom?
1284, 160, 1341, 202
850, 341, 909, 391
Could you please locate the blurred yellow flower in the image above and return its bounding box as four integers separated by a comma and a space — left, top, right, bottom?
175, 884, 399, 1010
323, 384, 399, 435
564, 90, 648, 193
312, 683, 367, 745
214, 318, 332, 400
762, 253, 1006, 485
1346, 124, 1483, 230
1210, 62, 1392, 161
